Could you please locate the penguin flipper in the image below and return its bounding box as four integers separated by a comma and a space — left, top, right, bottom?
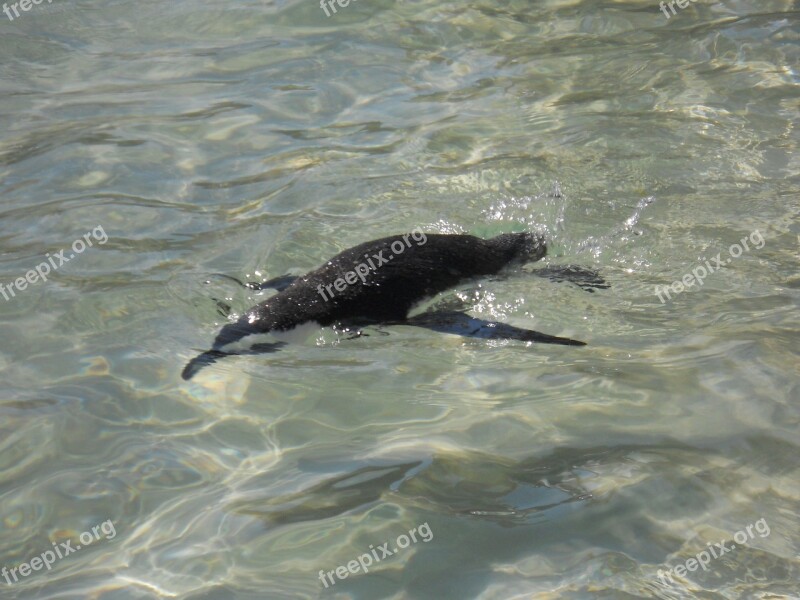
210, 273, 299, 292
405, 311, 586, 346
254, 275, 299, 291
181, 350, 228, 380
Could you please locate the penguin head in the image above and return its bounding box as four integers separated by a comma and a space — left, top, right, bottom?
490, 232, 547, 265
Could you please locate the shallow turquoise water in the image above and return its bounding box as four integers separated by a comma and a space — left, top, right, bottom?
1, 0, 798, 598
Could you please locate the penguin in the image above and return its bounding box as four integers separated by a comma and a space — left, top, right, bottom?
181, 231, 605, 380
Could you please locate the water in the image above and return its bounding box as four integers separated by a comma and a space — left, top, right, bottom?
1, 0, 798, 598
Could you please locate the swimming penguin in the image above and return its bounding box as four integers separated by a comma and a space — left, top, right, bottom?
181, 231, 606, 380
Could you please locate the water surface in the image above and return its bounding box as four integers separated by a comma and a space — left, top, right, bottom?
1, 0, 798, 598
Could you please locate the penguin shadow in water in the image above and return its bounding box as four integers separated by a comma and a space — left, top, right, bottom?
181, 231, 608, 380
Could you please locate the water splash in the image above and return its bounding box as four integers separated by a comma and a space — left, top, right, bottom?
482, 183, 656, 260
577, 196, 656, 257
482, 182, 568, 241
